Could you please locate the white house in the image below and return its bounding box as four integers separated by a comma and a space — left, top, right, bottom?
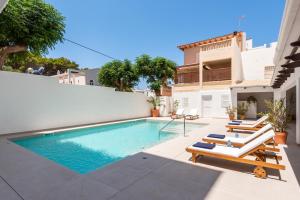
173, 32, 276, 118
271, 0, 300, 144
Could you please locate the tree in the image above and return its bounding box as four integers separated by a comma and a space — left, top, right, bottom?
0, 0, 65, 68
5, 52, 78, 76
135, 54, 176, 95
98, 59, 139, 91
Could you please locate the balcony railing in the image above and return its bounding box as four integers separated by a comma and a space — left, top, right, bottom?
203, 67, 231, 82
200, 39, 232, 52
175, 71, 199, 84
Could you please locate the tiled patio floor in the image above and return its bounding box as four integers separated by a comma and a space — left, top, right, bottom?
0, 118, 299, 200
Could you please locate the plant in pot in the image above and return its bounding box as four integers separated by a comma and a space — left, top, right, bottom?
246, 96, 257, 104
261, 99, 290, 144
225, 106, 237, 120
147, 96, 160, 117
172, 100, 179, 115
237, 102, 249, 120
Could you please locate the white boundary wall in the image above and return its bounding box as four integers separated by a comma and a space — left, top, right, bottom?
0, 72, 151, 135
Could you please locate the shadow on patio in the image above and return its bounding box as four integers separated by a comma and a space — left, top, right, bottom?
88, 152, 222, 200
284, 122, 300, 185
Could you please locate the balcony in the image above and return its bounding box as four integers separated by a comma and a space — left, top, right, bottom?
175, 64, 199, 85
203, 67, 231, 82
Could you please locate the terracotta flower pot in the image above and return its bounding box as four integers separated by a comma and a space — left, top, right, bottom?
151, 109, 160, 117
229, 114, 235, 121
274, 132, 288, 144
240, 115, 246, 120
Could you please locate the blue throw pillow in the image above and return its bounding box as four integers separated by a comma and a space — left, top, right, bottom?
192, 142, 215, 149
207, 134, 225, 139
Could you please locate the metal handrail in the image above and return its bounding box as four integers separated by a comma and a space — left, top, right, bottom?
159, 119, 175, 133
158, 116, 187, 139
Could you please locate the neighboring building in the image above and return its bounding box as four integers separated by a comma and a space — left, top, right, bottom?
52, 68, 100, 86
133, 89, 155, 97
173, 32, 277, 118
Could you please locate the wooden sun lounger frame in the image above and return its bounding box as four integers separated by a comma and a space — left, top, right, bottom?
171, 114, 184, 119
185, 114, 199, 120
186, 140, 285, 179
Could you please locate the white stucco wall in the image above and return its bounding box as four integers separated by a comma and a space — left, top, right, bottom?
173, 89, 231, 118
241, 44, 276, 81
0, 71, 150, 135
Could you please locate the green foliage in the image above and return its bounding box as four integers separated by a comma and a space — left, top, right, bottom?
0, 0, 65, 54
4, 52, 78, 75
246, 96, 257, 104
98, 59, 139, 91
135, 54, 176, 94
147, 96, 160, 110
225, 106, 237, 115
260, 99, 290, 132
237, 102, 249, 115
173, 100, 179, 111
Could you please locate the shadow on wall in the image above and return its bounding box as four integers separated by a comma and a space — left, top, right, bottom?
284, 122, 300, 186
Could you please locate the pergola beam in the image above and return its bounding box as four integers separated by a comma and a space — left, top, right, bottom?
291, 40, 300, 47
285, 53, 300, 61
281, 60, 300, 68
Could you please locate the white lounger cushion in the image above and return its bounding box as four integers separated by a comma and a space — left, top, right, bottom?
187, 108, 198, 116
230, 115, 268, 128
176, 108, 184, 115
189, 129, 275, 158
203, 124, 273, 144
242, 115, 268, 128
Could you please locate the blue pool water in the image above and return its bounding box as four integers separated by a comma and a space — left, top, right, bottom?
13, 120, 203, 174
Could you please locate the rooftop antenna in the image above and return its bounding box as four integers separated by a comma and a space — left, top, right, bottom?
237, 15, 246, 31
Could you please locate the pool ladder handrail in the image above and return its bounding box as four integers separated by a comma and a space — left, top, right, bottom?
158, 117, 186, 139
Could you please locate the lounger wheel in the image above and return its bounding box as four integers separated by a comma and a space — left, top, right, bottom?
253, 166, 267, 179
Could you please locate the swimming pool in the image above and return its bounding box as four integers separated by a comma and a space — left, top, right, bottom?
13, 119, 204, 174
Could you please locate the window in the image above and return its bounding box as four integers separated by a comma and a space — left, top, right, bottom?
89, 80, 94, 85
221, 95, 230, 108
202, 95, 212, 101
264, 66, 275, 79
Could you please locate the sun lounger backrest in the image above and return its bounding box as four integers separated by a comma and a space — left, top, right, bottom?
236, 129, 275, 157
252, 115, 268, 127
243, 123, 273, 143
176, 108, 184, 115
189, 108, 198, 116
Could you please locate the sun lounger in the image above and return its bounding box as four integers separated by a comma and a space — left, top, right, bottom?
185, 108, 199, 120
230, 115, 268, 125
171, 108, 184, 119
226, 115, 269, 132
203, 124, 277, 151
186, 130, 285, 178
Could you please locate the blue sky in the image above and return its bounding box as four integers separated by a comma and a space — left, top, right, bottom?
46, 0, 285, 88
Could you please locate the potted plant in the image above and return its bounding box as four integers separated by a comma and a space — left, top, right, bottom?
226, 106, 237, 120
147, 96, 160, 117
247, 96, 257, 104
261, 99, 290, 144
172, 100, 179, 115
237, 102, 249, 120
